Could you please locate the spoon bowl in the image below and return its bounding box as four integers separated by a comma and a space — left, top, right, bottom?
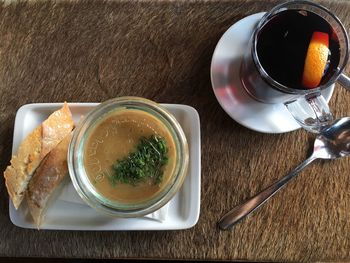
316, 117, 350, 159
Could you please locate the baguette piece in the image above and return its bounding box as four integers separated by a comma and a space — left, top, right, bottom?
26, 133, 72, 228
4, 103, 74, 209
41, 103, 74, 158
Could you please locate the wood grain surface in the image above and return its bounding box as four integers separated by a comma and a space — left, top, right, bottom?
0, 0, 350, 261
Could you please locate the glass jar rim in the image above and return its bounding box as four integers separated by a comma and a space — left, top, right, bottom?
68, 96, 189, 217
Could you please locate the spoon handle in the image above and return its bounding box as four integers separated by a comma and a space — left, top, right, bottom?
218, 155, 317, 230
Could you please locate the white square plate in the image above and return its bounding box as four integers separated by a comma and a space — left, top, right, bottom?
9, 103, 201, 230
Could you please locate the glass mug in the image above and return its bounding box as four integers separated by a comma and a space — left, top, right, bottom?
241, 0, 350, 133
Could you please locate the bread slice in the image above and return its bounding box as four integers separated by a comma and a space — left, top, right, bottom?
4, 103, 74, 209
41, 103, 74, 158
26, 133, 72, 228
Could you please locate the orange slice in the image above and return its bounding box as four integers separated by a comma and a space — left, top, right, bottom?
302, 31, 329, 89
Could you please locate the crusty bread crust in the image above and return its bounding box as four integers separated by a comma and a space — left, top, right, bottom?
26, 133, 72, 228
41, 103, 74, 158
3, 103, 74, 209
4, 127, 42, 209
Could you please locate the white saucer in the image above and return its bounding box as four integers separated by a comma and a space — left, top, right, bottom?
9, 103, 201, 230
210, 12, 334, 133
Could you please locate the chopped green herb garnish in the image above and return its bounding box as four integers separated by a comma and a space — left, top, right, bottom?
110, 135, 168, 186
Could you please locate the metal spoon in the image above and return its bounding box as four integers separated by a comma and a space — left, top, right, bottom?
218, 117, 350, 230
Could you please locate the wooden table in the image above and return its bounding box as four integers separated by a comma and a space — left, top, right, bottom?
1, 0, 350, 261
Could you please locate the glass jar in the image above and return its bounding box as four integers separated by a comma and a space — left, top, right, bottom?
68, 97, 189, 217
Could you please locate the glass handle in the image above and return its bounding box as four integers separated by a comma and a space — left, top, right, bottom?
285, 94, 333, 133
338, 73, 350, 90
